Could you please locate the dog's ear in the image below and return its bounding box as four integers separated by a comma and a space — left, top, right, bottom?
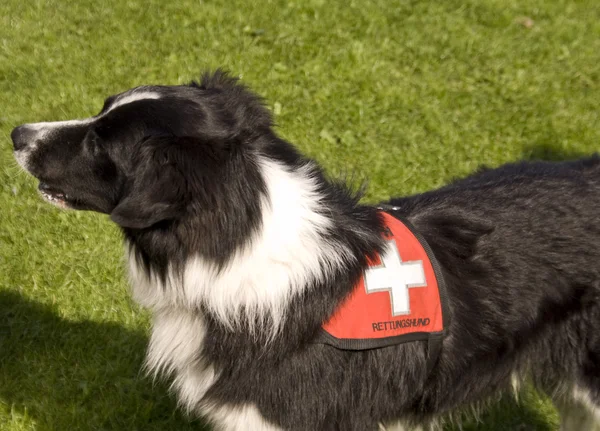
110, 189, 183, 230
110, 137, 195, 229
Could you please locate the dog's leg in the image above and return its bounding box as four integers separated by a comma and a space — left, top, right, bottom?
379, 423, 425, 431
203, 403, 284, 431
555, 388, 600, 431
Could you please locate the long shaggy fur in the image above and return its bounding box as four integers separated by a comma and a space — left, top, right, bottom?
11, 70, 600, 430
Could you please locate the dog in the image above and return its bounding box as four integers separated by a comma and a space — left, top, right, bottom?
11, 70, 600, 430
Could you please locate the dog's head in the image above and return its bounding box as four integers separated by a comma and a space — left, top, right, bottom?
11, 70, 277, 230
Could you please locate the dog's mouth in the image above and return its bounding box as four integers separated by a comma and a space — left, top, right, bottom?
38, 183, 71, 209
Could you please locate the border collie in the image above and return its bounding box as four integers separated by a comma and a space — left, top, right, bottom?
11, 70, 600, 431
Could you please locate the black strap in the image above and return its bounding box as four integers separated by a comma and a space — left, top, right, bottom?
426, 332, 444, 376
378, 204, 449, 376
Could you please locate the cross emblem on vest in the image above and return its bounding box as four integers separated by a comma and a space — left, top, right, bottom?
364, 240, 427, 315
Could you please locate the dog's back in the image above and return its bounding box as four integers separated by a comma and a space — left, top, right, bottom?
385, 155, 600, 426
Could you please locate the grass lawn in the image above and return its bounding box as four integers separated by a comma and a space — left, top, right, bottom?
1, 0, 599, 429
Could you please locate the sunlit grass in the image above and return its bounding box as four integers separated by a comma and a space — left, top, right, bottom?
1, 0, 599, 429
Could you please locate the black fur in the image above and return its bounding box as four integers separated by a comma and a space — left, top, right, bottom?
12, 70, 600, 430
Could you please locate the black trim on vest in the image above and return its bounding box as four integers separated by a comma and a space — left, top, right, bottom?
315, 328, 443, 351
383, 207, 452, 334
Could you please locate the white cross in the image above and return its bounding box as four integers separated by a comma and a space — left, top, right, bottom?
364, 240, 427, 316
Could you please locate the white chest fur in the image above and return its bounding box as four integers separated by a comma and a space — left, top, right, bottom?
123, 159, 351, 429
128, 256, 285, 430
147, 308, 216, 411
125, 160, 351, 335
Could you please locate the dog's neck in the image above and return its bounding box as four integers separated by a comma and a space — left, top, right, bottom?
125, 156, 383, 338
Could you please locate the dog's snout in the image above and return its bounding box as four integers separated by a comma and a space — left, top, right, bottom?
11, 125, 35, 151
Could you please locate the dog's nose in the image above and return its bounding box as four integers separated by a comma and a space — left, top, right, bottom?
11, 125, 35, 151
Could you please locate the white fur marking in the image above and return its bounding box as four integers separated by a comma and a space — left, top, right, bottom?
14, 141, 38, 171
144, 297, 218, 413
128, 251, 280, 428
15, 90, 162, 166
105, 91, 161, 114
22, 91, 161, 136
555, 386, 600, 431
572, 387, 600, 419
510, 371, 521, 399
125, 158, 355, 422
380, 422, 426, 431
25, 118, 95, 131
172, 366, 217, 412
16, 119, 95, 146
203, 403, 282, 431
184, 160, 352, 332
146, 309, 208, 377
128, 159, 353, 336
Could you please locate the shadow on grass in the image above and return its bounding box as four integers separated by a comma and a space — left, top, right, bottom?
447, 395, 557, 431
522, 142, 591, 162
0, 291, 557, 431
0, 290, 208, 431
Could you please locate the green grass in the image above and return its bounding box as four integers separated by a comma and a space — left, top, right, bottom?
1, 0, 599, 429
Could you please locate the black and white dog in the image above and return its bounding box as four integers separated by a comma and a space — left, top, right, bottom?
11, 71, 600, 430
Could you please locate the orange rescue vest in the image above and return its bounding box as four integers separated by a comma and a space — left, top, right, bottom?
315, 209, 450, 370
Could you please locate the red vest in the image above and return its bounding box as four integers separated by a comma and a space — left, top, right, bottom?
316, 211, 449, 352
